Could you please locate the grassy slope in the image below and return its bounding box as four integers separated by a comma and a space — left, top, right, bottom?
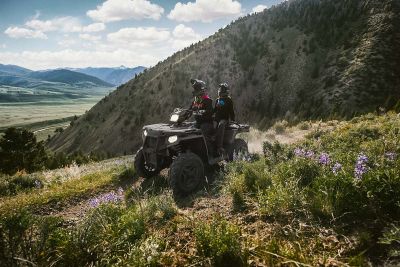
48, 0, 400, 156
1, 113, 400, 266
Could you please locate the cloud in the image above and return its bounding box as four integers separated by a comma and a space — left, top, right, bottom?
168, 0, 241, 23
107, 27, 170, 46
172, 24, 202, 49
252, 4, 267, 13
26, 17, 105, 33
57, 39, 77, 48
0, 49, 159, 70
4, 27, 47, 39
0, 44, 6, 49
87, 0, 164, 22
79, 34, 102, 42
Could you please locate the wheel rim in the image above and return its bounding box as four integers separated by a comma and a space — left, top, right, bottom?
180, 164, 201, 191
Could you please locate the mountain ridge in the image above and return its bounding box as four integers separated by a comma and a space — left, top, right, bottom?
48, 0, 400, 156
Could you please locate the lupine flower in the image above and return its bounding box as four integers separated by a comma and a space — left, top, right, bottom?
89, 188, 124, 207
385, 152, 397, 162
294, 148, 305, 157
354, 153, 369, 180
34, 180, 42, 189
318, 153, 330, 165
332, 162, 342, 175
305, 150, 315, 159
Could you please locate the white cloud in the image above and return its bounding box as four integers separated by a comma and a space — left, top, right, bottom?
4, 27, 47, 39
172, 24, 202, 49
87, 0, 164, 22
0, 49, 158, 70
107, 27, 170, 45
0, 44, 6, 49
79, 34, 102, 42
252, 4, 267, 13
58, 39, 77, 48
168, 0, 241, 23
25, 17, 105, 33
82, 23, 106, 32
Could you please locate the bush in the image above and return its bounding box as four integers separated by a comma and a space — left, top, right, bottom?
195, 217, 246, 266
298, 121, 311, 130
0, 173, 43, 197
273, 120, 288, 134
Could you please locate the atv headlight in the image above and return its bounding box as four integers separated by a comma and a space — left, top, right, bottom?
168, 135, 178, 143
143, 130, 148, 136
170, 114, 179, 122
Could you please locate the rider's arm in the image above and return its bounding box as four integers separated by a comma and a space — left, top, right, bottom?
203, 98, 213, 117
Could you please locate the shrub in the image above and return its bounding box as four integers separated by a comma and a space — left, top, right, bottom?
0, 173, 43, 197
195, 217, 246, 267
273, 120, 288, 134
298, 121, 311, 130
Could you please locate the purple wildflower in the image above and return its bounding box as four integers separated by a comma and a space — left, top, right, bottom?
354, 153, 369, 180
318, 153, 330, 165
34, 180, 42, 189
294, 148, 305, 157
89, 188, 124, 207
385, 152, 397, 162
305, 150, 315, 159
332, 162, 342, 175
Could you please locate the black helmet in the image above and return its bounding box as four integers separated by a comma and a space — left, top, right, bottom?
218, 82, 229, 97
190, 79, 206, 96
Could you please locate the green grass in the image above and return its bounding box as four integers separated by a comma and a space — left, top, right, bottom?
0, 167, 125, 215
1, 112, 399, 266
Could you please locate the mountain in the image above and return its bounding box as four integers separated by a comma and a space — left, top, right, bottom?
27, 69, 113, 87
48, 0, 400, 156
0, 64, 32, 75
70, 66, 146, 86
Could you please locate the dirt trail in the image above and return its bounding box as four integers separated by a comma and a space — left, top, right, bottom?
243, 121, 338, 154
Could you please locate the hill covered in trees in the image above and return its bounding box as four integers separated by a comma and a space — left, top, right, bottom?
48, 0, 400, 156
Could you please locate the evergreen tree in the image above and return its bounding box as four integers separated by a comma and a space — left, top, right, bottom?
0, 128, 48, 174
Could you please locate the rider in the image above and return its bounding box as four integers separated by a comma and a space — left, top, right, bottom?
214, 82, 235, 155
189, 79, 214, 141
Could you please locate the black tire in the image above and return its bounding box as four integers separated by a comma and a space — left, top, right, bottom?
228, 138, 249, 161
134, 149, 160, 178
169, 152, 205, 197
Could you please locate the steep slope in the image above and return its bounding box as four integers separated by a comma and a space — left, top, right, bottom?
27, 69, 113, 87
71, 66, 146, 86
48, 0, 400, 156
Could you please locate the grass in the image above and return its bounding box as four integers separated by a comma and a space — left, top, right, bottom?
0, 166, 127, 216
0, 112, 399, 266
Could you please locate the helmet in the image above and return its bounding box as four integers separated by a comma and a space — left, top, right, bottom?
218, 82, 229, 97
190, 79, 206, 96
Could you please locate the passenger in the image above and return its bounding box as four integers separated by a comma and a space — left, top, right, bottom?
214, 82, 235, 155
189, 79, 214, 142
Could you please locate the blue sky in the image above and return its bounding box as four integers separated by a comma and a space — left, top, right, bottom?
0, 0, 285, 70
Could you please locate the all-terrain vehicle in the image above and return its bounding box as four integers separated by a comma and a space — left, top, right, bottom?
134, 108, 249, 197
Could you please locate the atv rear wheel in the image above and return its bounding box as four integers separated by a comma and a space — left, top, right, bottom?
134, 148, 160, 178
169, 152, 205, 197
228, 138, 249, 161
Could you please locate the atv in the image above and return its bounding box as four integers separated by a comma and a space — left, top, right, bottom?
134, 108, 249, 197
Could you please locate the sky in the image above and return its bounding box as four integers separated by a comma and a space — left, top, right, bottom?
0, 0, 285, 70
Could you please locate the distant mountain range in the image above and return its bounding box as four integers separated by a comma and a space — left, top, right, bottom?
67, 66, 146, 86
0, 64, 146, 88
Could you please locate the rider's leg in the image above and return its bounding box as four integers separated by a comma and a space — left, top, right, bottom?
216, 120, 228, 153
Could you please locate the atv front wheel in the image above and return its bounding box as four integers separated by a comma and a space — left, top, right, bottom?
134, 149, 160, 178
228, 138, 249, 161
169, 152, 205, 197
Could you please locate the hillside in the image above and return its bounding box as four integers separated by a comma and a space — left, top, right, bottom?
48, 0, 400, 156
71, 66, 146, 86
1, 112, 400, 266
27, 69, 113, 87
0, 64, 32, 75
